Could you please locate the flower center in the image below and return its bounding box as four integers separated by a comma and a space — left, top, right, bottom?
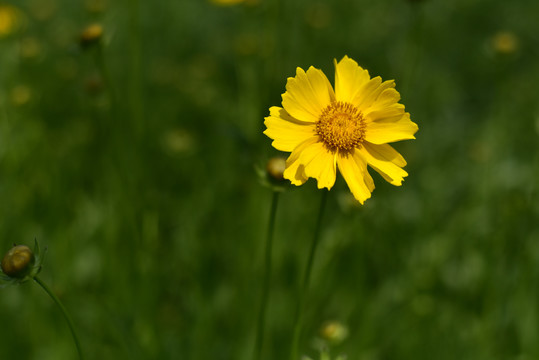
316, 101, 366, 152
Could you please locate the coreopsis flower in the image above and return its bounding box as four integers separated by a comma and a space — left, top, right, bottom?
264, 56, 418, 204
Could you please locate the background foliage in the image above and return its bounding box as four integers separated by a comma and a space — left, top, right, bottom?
0, 0, 538, 359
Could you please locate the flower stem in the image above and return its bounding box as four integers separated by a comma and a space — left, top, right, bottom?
95, 43, 117, 111
127, 0, 145, 137
253, 190, 280, 360
34, 276, 83, 360
290, 190, 328, 360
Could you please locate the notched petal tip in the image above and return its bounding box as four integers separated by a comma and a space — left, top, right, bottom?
295, 66, 307, 76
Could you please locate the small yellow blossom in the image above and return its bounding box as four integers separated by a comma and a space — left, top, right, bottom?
80, 23, 103, 48
492, 31, 519, 54
20, 37, 42, 58
264, 56, 418, 204
28, 0, 57, 20
305, 3, 332, 29
85, 0, 107, 13
210, 0, 245, 6
0, 4, 23, 37
11, 85, 32, 106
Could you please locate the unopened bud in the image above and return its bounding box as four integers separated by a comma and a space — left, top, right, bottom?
266, 157, 286, 181
320, 320, 348, 344
1, 245, 35, 278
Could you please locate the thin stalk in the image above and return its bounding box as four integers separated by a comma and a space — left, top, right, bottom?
253, 191, 280, 360
95, 43, 117, 112
34, 277, 83, 360
127, 0, 144, 136
290, 190, 328, 360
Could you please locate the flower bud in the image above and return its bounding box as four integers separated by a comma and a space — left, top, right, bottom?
319, 320, 348, 344
1, 245, 35, 278
80, 23, 103, 48
266, 157, 286, 181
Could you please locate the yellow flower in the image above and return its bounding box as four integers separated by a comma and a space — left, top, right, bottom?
209, 0, 245, 6
0, 4, 23, 37
264, 56, 418, 204
491, 31, 519, 54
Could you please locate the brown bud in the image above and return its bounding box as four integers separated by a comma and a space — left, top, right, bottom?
1, 245, 35, 278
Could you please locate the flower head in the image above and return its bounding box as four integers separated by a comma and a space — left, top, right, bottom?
264, 56, 418, 204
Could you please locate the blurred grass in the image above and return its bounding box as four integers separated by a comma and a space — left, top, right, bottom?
0, 0, 538, 359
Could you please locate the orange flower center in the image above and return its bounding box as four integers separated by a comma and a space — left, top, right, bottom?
316, 101, 366, 152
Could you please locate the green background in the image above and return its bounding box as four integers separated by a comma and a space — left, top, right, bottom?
0, 0, 538, 359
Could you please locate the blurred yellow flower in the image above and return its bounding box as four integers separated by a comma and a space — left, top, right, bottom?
28, 0, 57, 20
209, 0, 245, 6
80, 23, 103, 48
264, 56, 418, 204
0, 4, 23, 37
305, 3, 332, 29
20, 37, 42, 58
85, 0, 107, 13
11, 85, 32, 106
491, 31, 519, 54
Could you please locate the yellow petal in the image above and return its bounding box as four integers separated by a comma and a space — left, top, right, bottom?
365, 113, 418, 144
284, 137, 319, 185
360, 143, 409, 185
264, 106, 316, 152
302, 143, 337, 189
355, 79, 396, 111
334, 56, 371, 104
365, 104, 405, 123
282, 66, 335, 123
336, 151, 374, 204
364, 88, 402, 115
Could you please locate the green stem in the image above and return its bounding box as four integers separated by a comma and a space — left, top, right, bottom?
253, 191, 280, 360
34, 277, 83, 360
95, 43, 117, 112
127, 0, 144, 137
290, 190, 328, 360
